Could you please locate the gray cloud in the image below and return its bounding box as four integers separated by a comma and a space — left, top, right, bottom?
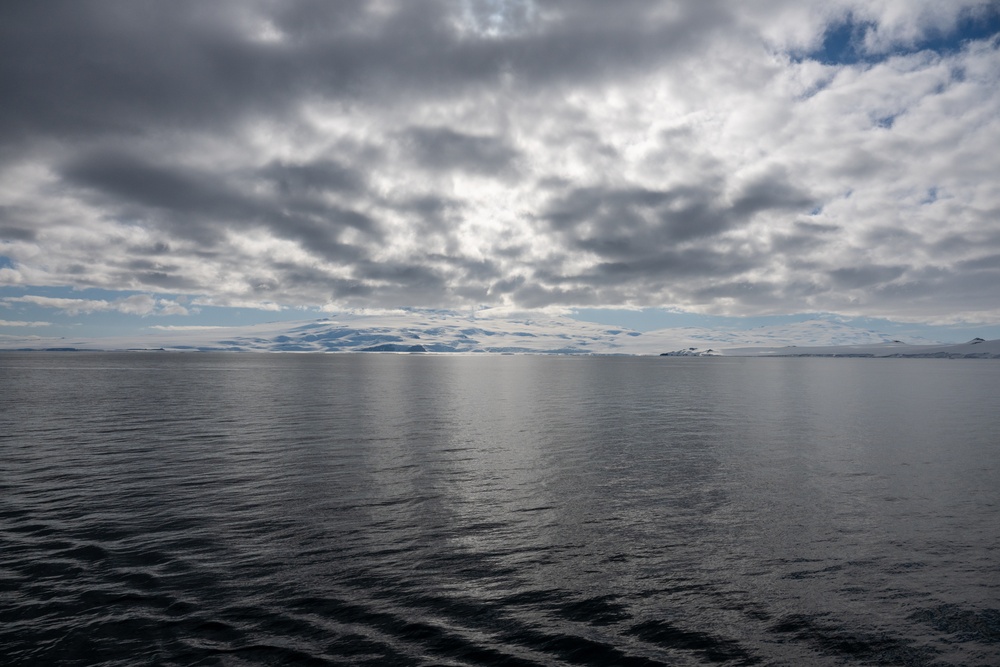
0, 223, 36, 242
829, 265, 909, 290
2, 0, 999, 323
956, 254, 1000, 272
543, 185, 723, 252
730, 171, 817, 219
60, 150, 382, 262
401, 127, 522, 176
62, 152, 249, 219
259, 159, 367, 197
586, 249, 756, 284
0, 0, 729, 150
543, 175, 815, 260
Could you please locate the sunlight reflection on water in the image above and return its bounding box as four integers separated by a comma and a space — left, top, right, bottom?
2, 353, 999, 665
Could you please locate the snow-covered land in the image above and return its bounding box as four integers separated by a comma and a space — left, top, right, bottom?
1, 309, 998, 358
722, 338, 1000, 359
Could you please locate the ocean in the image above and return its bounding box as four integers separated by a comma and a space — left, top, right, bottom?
2, 352, 998, 666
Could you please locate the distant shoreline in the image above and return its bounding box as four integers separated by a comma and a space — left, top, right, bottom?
3, 342, 999, 359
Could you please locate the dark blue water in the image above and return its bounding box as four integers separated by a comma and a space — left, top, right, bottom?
2, 353, 998, 666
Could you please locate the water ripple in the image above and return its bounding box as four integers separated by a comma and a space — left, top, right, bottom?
2, 353, 1000, 665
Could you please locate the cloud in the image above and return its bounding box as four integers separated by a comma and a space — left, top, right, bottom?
1, 0, 999, 323
149, 325, 230, 331
259, 159, 367, 196
400, 126, 522, 176
0, 320, 50, 327
3, 295, 188, 317
4, 296, 117, 316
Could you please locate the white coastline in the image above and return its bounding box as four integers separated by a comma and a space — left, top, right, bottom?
2, 310, 998, 358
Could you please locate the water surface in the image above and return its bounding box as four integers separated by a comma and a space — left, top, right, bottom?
2, 353, 998, 665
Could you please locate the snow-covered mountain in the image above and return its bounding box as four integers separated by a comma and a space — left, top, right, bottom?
2, 308, 995, 356
649, 318, 939, 349
3, 309, 661, 354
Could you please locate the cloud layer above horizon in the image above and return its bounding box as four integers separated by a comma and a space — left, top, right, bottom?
2, 0, 999, 325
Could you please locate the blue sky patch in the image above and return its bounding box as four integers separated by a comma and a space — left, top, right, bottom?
812, 17, 876, 65
873, 113, 897, 129
809, 8, 1000, 65
570, 308, 1000, 343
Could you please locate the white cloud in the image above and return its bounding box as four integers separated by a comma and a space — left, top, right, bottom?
156, 300, 190, 316
1, 1, 998, 323
2, 295, 191, 317
148, 325, 230, 331
116, 294, 157, 316
4, 296, 115, 316
0, 320, 50, 327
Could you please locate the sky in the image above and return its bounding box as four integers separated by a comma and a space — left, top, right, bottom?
2, 0, 1000, 342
